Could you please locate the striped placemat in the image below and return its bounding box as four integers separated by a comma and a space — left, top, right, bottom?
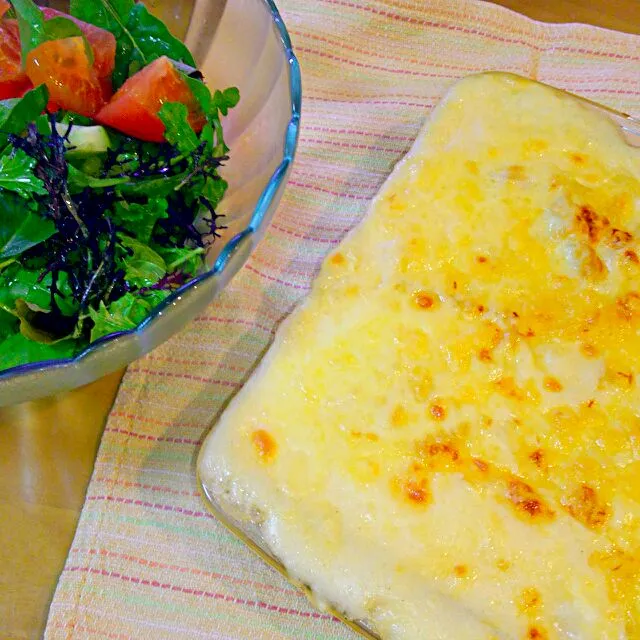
45, 1, 639, 638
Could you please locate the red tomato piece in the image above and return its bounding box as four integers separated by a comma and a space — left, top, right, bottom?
26, 37, 107, 117
0, 0, 10, 19
41, 8, 116, 79
0, 20, 31, 100
95, 56, 206, 143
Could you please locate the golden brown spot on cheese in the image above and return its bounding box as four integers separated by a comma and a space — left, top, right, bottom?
429, 403, 447, 421
330, 252, 346, 266
496, 559, 511, 572
589, 548, 640, 634
575, 204, 609, 243
580, 247, 607, 280
570, 152, 586, 164
526, 626, 548, 640
616, 292, 640, 321
453, 564, 468, 577
476, 255, 488, 264
390, 405, 409, 428
564, 484, 611, 530
481, 415, 493, 428
351, 431, 380, 442
617, 371, 634, 386
495, 376, 525, 400
476, 304, 486, 315
543, 376, 563, 392
416, 437, 461, 471
528, 449, 545, 469
487, 322, 503, 347
251, 429, 277, 462
413, 291, 437, 309
465, 160, 479, 175
600, 366, 636, 391
625, 249, 639, 264
580, 342, 599, 358
507, 165, 526, 181
403, 479, 429, 505
472, 458, 490, 473
518, 587, 542, 612
478, 348, 493, 362
586, 399, 596, 408
506, 477, 555, 521
610, 228, 633, 247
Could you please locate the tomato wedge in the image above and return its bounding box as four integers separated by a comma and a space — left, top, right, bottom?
41, 8, 116, 79
26, 37, 107, 117
0, 20, 31, 100
0, 0, 10, 19
95, 56, 206, 143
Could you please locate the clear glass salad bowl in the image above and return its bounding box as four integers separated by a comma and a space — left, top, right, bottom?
0, 0, 301, 406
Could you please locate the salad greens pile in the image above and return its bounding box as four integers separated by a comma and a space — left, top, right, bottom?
0, 0, 239, 370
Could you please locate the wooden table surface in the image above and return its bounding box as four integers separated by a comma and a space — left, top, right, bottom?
1, 2, 639, 639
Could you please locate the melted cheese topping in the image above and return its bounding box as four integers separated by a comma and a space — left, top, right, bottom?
199, 73, 640, 640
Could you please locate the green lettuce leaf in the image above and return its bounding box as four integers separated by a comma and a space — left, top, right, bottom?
212, 87, 240, 116
117, 233, 166, 287
111, 198, 168, 243
0, 192, 56, 259
124, 4, 195, 74
0, 332, 77, 369
10, 0, 46, 62
0, 85, 49, 150
155, 246, 205, 276
116, 173, 188, 198
0, 307, 18, 340
158, 102, 199, 155
202, 176, 227, 208
140, 288, 170, 307
0, 149, 47, 198
209, 86, 240, 155
88, 291, 151, 341
69, 0, 134, 33
0, 265, 54, 311
70, 0, 195, 87
67, 165, 128, 192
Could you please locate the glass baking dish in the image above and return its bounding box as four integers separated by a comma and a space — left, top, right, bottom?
197, 77, 640, 640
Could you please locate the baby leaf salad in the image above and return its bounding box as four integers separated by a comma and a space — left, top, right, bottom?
0, 0, 238, 370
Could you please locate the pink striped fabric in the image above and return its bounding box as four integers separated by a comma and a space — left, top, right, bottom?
45, 1, 639, 638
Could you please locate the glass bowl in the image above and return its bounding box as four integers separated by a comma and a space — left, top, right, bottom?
0, 0, 301, 406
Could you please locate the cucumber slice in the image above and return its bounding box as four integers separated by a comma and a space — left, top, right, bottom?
64, 125, 111, 158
